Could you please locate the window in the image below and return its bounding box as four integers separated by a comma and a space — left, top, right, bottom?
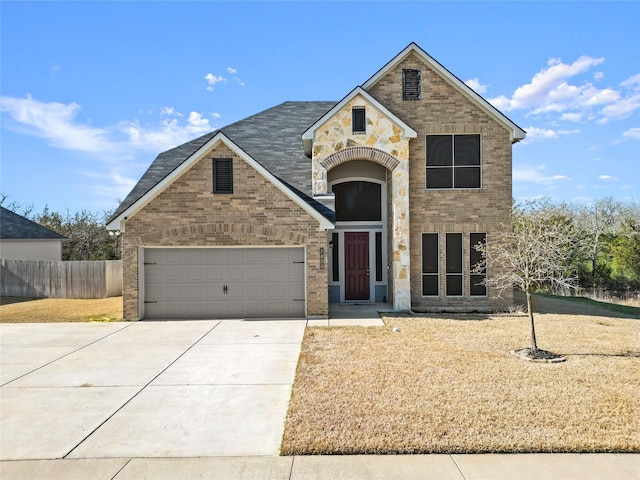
422, 233, 438, 296
426, 134, 481, 189
332, 181, 381, 222
213, 158, 233, 194
446, 233, 463, 296
375, 232, 383, 282
331, 233, 339, 282
352, 106, 366, 133
403, 69, 421, 101
470, 233, 487, 296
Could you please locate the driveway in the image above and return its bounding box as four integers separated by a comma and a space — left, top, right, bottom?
0, 319, 306, 460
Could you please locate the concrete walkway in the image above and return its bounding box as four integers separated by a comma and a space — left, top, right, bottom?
1, 319, 638, 479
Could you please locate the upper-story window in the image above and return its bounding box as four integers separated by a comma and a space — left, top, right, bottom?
403, 69, 421, 101
352, 106, 366, 134
426, 134, 481, 189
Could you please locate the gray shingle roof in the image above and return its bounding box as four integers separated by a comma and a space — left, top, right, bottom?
109, 101, 337, 224
0, 207, 67, 240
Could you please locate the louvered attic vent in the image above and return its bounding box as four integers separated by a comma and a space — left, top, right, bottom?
403, 69, 421, 101
352, 106, 366, 134
213, 158, 233, 194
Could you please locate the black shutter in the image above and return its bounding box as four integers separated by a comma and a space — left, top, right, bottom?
403, 69, 421, 101
213, 158, 233, 194
352, 107, 366, 133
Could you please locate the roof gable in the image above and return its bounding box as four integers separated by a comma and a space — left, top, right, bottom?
362, 43, 526, 143
301, 87, 417, 156
106, 132, 334, 231
0, 207, 67, 240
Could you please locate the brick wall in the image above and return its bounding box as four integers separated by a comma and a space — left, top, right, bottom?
121, 143, 328, 319
368, 52, 514, 309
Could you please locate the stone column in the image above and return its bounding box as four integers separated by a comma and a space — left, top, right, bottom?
391, 160, 411, 311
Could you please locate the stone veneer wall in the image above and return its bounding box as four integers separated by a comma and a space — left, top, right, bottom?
121, 143, 328, 320
311, 93, 412, 310
367, 52, 514, 309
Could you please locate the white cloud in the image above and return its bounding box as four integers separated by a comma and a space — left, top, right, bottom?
204, 73, 227, 91
598, 175, 617, 180
465, 77, 488, 94
598, 94, 640, 122
620, 73, 640, 89
489, 55, 605, 112
520, 126, 579, 144
594, 71, 604, 80
227, 67, 237, 74
0, 94, 116, 154
622, 127, 640, 140
513, 164, 568, 183
560, 112, 583, 122
1, 94, 216, 154
211, 112, 221, 119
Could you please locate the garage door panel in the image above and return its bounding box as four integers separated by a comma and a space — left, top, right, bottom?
205, 267, 224, 281
143, 247, 305, 319
186, 267, 203, 281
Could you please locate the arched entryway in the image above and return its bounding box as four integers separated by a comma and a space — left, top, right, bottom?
326, 160, 388, 303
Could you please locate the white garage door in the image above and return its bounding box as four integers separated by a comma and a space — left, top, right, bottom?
143, 248, 305, 319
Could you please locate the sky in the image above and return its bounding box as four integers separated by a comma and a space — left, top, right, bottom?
1, 1, 639, 217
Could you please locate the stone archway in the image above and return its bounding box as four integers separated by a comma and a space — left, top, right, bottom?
319, 146, 400, 172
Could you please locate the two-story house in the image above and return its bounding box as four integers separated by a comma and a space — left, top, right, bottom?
107, 43, 525, 320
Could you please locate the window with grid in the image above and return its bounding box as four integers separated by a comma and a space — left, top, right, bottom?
426, 134, 481, 189
470, 233, 487, 296
422, 233, 438, 296
213, 158, 233, 194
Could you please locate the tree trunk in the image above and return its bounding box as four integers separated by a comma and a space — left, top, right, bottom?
526, 289, 538, 351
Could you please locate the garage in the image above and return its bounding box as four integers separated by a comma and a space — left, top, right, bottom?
143, 247, 305, 319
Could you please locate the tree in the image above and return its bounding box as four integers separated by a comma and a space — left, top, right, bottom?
574, 197, 621, 289
474, 200, 579, 360
0, 193, 35, 218
36, 208, 120, 261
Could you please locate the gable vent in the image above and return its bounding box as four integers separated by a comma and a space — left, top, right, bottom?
403, 69, 421, 101
352, 106, 366, 134
213, 158, 233, 194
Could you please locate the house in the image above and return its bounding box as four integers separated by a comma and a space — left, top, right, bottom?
107, 43, 525, 320
0, 206, 66, 261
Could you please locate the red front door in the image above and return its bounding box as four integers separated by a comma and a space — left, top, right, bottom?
344, 232, 370, 300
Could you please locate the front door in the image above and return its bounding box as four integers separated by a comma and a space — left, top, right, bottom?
344, 232, 370, 300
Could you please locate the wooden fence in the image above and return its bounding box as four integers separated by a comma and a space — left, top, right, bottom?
0, 259, 122, 299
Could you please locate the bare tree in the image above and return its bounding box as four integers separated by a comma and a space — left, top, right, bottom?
0, 193, 35, 218
474, 200, 579, 359
574, 198, 621, 289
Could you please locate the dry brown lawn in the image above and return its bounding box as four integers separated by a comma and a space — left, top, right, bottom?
282, 296, 640, 455
0, 297, 123, 322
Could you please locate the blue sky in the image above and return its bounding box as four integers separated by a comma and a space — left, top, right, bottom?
1, 1, 639, 215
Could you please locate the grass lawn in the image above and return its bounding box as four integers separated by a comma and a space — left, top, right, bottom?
0, 296, 123, 322
281, 296, 639, 455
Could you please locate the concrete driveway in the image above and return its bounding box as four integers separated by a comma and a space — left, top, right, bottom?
0, 319, 306, 460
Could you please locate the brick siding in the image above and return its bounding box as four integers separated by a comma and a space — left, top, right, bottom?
121, 143, 328, 319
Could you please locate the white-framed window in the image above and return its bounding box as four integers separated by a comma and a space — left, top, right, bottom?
426, 134, 481, 189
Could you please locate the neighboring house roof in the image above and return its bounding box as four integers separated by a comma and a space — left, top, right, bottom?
362, 43, 526, 143
0, 207, 67, 240
108, 101, 337, 228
